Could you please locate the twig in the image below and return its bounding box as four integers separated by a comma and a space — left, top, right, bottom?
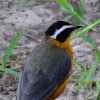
0, 57, 27, 70
72, 81, 78, 92
83, 93, 94, 100
69, 78, 99, 84
78, 16, 99, 34
69, 78, 79, 82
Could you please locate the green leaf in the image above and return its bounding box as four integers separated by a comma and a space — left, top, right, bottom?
96, 77, 100, 100
71, 70, 83, 77
96, 78, 100, 92
87, 58, 100, 89
56, 0, 76, 16
56, 0, 98, 32
60, 5, 70, 13
63, 15, 72, 21
80, 35, 100, 61
78, 35, 100, 89
2, 28, 24, 65
77, 0, 83, 25
1, 68, 20, 79
56, 0, 69, 5
74, 60, 86, 71
70, 19, 100, 41
77, 0, 83, 32
74, 72, 86, 93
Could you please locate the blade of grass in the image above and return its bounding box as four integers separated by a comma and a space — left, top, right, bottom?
77, 0, 83, 25
74, 72, 86, 93
70, 19, 100, 41
96, 78, 100, 92
60, 5, 70, 13
77, 0, 83, 31
56, 0, 69, 5
80, 35, 100, 61
86, 58, 100, 89
56, 0, 73, 10
2, 28, 24, 65
71, 70, 84, 77
63, 15, 72, 21
0, 68, 20, 79
77, 16, 98, 32
74, 60, 86, 71
77, 35, 100, 89
56, 0, 98, 32
56, 0, 77, 16
96, 75, 100, 100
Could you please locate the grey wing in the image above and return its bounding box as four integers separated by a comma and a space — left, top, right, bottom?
17, 54, 71, 100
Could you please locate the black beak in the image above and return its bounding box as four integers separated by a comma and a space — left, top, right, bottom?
73, 26, 82, 31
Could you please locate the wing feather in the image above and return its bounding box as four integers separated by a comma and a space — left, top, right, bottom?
17, 47, 71, 100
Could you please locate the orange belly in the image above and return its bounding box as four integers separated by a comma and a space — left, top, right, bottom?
47, 55, 73, 99
48, 37, 73, 100
47, 75, 70, 100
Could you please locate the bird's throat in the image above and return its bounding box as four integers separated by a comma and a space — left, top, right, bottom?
50, 35, 71, 49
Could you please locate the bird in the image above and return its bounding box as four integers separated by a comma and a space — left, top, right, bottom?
17, 21, 81, 100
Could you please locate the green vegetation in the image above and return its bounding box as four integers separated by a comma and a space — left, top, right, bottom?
0, 28, 24, 79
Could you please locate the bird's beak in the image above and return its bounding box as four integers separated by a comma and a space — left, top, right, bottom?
72, 26, 82, 31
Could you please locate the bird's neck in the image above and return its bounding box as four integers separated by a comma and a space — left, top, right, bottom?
50, 35, 73, 61
50, 34, 71, 48
41, 36, 73, 60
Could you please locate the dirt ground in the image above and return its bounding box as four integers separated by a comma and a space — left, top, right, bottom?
0, 0, 100, 100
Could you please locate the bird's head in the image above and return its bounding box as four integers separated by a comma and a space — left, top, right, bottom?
45, 21, 81, 43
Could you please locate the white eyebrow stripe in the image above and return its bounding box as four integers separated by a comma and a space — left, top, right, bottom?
50, 25, 73, 39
